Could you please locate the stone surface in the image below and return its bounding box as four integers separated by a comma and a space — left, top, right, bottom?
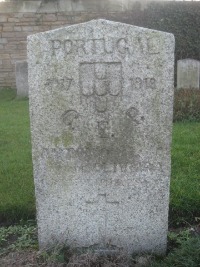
15, 60, 29, 97
28, 19, 175, 254
177, 59, 200, 89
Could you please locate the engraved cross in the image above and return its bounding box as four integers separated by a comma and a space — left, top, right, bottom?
86, 194, 119, 240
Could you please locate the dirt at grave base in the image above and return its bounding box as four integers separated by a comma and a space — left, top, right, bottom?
1, 225, 200, 267
0, 250, 65, 267
0, 249, 153, 267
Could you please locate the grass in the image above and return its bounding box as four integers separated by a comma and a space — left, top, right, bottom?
0, 87, 200, 227
0, 88, 35, 224
170, 122, 200, 226
0, 220, 37, 257
149, 230, 200, 267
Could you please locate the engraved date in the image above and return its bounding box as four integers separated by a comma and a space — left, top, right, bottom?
45, 78, 73, 91
130, 77, 156, 90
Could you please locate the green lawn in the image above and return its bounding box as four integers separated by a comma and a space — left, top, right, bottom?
0, 89, 35, 224
0, 88, 199, 226
170, 122, 200, 226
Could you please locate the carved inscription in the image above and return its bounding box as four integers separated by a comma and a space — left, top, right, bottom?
50, 36, 161, 56
45, 78, 73, 91
51, 38, 129, 56
61, 110, 79, 130
44, 147, 141, 173
130, 77, 156, 90
79, 62, 122, 112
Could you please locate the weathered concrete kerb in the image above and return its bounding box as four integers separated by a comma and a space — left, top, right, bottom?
28, 19, 175, 255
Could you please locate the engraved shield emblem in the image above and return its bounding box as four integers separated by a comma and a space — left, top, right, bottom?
107, 63, 122, 96
80, 62, 122, 97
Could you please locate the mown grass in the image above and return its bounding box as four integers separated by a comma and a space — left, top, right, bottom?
0, 88, 35, 224
150, 233, 200, 267
0, 88, 200, 227
170, 122, 200, 226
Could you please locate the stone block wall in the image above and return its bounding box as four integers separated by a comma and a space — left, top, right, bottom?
0, 0, 137, 88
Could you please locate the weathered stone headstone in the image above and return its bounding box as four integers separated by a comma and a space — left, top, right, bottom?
177, 59, 200, 89
28, 20, 175, 254
15, 60, 29, 97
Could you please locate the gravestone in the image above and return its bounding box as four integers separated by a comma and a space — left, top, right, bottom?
15, 60, 29, 97
177, 59, 200, 89
28, 19, 175, 254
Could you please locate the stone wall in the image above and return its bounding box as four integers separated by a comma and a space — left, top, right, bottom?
0, 0, 199, 88
1, 0, 140, 88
